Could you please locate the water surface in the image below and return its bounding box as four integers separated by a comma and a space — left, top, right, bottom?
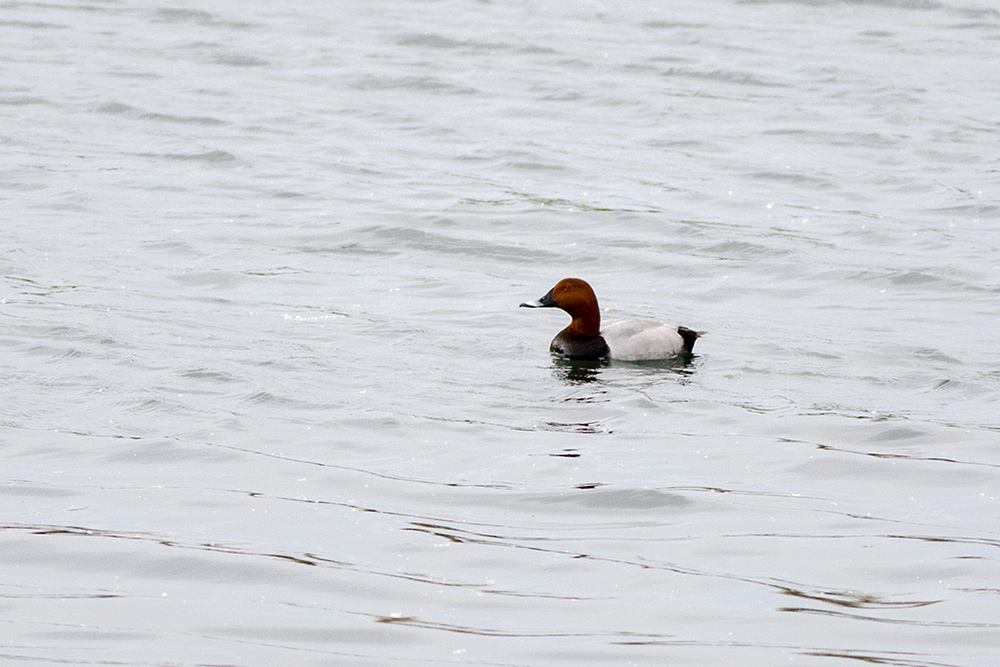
2, 0, 999, 665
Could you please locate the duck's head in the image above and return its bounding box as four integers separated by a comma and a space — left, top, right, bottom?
520, 278, 601, 336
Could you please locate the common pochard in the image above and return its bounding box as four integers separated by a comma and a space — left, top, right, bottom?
520, 278, 701, 361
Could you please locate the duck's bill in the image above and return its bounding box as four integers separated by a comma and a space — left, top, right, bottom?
519, 289, 555, 308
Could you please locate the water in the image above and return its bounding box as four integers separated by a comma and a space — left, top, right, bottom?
2, 0, 999, 665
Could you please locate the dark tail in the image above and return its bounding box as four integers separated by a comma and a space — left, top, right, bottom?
677, 326, 704, 354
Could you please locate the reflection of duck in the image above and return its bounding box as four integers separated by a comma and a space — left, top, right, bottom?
520, 278, 702, 361
551, 355, 606, 384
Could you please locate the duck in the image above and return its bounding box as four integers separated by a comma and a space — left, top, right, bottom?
520, 278, 701, 361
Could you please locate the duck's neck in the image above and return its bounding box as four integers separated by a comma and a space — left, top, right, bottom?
564, 304, 601, 337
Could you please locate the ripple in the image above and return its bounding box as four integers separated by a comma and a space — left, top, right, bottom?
396, 33, 510, 52
351, 74, 479, 95
522, 488, 693, 511
156, 150, 237, 162
95, 102, 226, 126
0, 95, 49, 105
659, 67, 787, 87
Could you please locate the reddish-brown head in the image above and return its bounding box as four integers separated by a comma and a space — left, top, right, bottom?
520, 277, 601, 336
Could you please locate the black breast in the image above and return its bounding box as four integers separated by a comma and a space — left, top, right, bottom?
550, 332, 610, 361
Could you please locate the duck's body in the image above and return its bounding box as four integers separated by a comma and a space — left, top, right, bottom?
521, 278, 701, 361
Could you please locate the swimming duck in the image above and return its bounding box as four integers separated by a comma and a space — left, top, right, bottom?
520, 278, 701, 361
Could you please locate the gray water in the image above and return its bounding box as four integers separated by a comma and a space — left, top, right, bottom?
2, 0, 999, 665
